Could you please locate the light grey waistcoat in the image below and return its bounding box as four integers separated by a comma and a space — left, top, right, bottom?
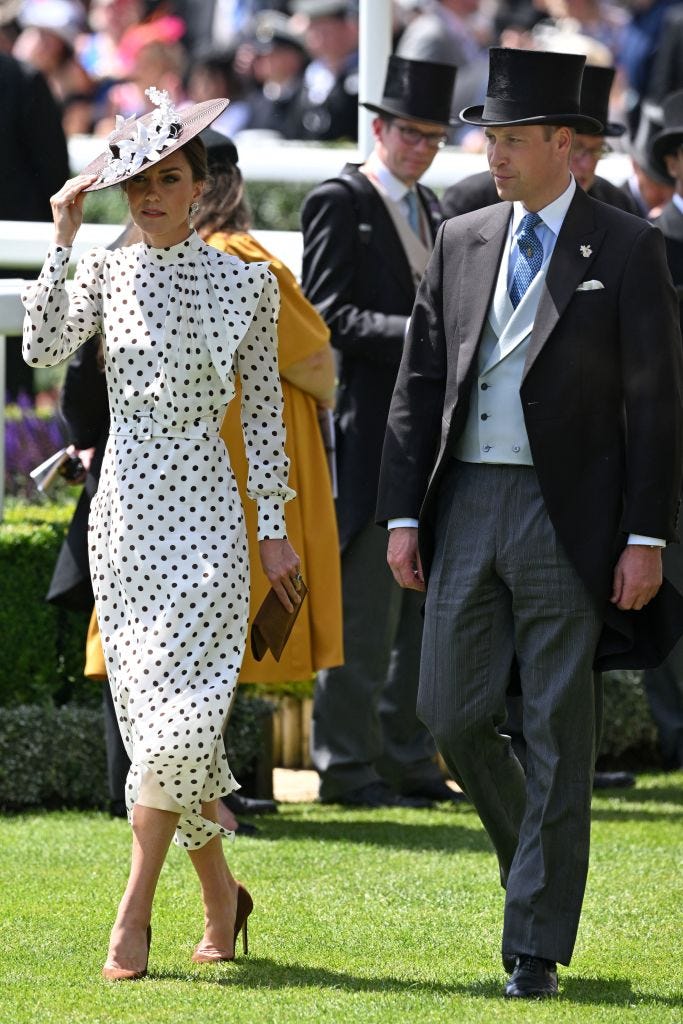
453, 238, 548, 466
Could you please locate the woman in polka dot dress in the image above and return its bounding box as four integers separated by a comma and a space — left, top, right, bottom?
22, 94, 300, 979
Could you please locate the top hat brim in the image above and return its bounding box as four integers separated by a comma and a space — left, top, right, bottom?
460, 104, 602, 135
649, 127, 683, 181
361, 100, 456, 128
81, 98, 229, 192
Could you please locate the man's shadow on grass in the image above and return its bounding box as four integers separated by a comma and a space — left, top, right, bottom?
255, 814, 492, 854
152, 960, 682, 1007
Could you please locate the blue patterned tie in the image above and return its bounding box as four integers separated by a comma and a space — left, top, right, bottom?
509, 212, 543, 308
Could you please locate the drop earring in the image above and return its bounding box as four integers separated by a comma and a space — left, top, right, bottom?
189, 201, 200, 223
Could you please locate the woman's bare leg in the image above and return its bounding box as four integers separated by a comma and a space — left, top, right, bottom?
105, 804, 179, 971
187, 799, 239, 955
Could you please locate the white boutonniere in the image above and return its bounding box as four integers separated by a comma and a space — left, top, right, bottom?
580, 244, 592, 258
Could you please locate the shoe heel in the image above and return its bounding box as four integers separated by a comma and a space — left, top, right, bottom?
242, 917, 248, 955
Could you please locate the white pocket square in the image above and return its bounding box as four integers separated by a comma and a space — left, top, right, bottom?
576, 280, 604, 291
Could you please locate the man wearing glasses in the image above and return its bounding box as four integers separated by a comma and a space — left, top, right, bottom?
443, 65, 641, 219
300, 56, 460, 808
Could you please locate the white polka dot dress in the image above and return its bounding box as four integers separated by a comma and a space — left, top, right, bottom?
22, 232, 294, 848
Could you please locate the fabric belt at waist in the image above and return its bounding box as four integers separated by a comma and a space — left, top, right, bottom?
109, 413, 218, 441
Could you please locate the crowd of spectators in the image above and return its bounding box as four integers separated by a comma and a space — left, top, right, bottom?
4, 0, 683, 146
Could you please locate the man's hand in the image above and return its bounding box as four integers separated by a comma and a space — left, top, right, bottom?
610, 545, 663, 611
387, 527, 425, 592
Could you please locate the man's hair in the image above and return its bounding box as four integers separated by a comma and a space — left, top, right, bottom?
542, 124, 576, 142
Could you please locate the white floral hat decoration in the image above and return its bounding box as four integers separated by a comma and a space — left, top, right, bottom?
82, 88, 229, 192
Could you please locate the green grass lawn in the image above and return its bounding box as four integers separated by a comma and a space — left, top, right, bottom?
1, 774, 681, 1024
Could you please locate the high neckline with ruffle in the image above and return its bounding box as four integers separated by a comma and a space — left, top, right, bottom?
141, 231, 204, 265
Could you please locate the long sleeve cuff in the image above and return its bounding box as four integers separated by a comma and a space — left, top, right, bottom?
627, 534, 666, 546
257, 495, 288, 539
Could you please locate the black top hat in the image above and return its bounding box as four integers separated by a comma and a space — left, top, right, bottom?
580, 65, 624, 137
361, 55, 457, 128
650, 90, 683, 180
460, 48, 601, 134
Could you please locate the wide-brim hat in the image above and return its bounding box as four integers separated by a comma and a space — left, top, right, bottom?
460, 47, 602, 134
578, 64, 624, 138
361, 55, 457, 128
82, 91, 229, 192
650, 90, 683, 180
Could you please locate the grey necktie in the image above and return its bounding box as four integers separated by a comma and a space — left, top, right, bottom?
403, 189, 420, 236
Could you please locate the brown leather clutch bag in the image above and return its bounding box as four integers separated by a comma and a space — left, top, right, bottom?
251, 576, 308, 662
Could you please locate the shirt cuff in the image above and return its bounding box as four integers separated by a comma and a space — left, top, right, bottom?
627, 534, 666, 547
41, 244, 72, 282
257, 495, 287, 539
388, 518, 419, 530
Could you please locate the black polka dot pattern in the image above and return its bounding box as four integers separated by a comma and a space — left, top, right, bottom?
22, 233, 294, 848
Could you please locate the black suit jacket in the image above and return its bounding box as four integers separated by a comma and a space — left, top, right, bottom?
301, 164, 442, 548
442, 169, 642, 220
377, 188, 683, 669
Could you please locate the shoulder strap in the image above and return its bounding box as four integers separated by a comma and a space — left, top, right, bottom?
324, 172, 374, 245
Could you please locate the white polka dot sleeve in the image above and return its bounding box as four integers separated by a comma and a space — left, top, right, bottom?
22, 244, 106, 368
235, 268, 295, 539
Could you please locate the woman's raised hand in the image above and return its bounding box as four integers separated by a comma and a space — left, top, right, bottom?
50, 174, 98, 247
258, 538, 302, 612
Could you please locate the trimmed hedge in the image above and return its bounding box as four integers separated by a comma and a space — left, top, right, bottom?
0, 502, 91, 706
0, 696, 274, 811
0, 704, 107, 809
599, 670, 659, 768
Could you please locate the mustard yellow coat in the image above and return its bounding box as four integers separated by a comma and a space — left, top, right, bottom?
86, 231, 343, 684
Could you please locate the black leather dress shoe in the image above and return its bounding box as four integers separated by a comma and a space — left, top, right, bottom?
504, 956, 558, 998
223, 792, 278, 815
593, 770, 635, 789
321, 781, 433, 808
402, 779, 468, 804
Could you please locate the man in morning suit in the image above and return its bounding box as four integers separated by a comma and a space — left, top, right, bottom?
443, 62, 642, 792
301, 56, 462, 808
442, 64, 641, 220
376, 47, 683, 997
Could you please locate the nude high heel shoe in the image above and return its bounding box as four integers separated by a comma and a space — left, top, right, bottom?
102, 924, 152, 981
192, 883, 253, 963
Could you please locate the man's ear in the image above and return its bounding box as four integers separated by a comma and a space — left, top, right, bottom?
664, 152, 679, 179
